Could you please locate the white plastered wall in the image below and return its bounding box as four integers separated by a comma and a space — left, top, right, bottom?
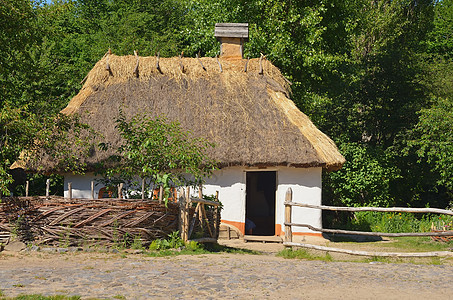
63, 173, 102, 199
203, 166, 322, 235
64, 166, 323, 235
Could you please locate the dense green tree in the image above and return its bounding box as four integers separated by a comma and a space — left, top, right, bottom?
2, 0, 451, 209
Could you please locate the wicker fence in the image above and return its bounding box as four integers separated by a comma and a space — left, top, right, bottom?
0, 187, 220, 248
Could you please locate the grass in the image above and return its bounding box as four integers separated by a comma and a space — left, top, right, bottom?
144, 243, 259, 257
277, 248, 333, 262
378, 236, 453, 252
278, 236, 453, 265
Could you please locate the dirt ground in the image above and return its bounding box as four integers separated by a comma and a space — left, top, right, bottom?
1, 237, 453, 299
220, 236, 453, 264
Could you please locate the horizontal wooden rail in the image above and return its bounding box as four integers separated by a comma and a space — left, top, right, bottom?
283, 242, 453, 257
190, 237, 217, 243
284, 201, 453, 216
190, 197, 221, 207
285, 222, 453, 237
283, 188, 453, 257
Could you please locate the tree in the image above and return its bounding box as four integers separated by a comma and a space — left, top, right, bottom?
100, 113, 217, 203
408, 97, 453, 194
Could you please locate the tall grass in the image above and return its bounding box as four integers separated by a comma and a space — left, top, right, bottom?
344, 211, 453, 233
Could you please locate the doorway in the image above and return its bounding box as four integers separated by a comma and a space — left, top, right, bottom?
245, 171, 276, 236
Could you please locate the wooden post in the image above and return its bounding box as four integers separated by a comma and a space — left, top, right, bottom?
25, 181, 29, 197
198, 185, 203, 200
214, 190, 219, 237
285, 188, 293, 245
178, 187, 185, 240
158, 186, 163, 204
118, 183, 123, 199
183, 187, 191, 242
68, 182, 72, 200
141, 178, 145, 200
45, 179, 50, 197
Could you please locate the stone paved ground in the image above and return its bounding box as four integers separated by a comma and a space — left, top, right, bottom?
1, 250, 453, 299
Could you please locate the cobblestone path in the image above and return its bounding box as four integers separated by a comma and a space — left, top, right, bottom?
1, 252, 452, 299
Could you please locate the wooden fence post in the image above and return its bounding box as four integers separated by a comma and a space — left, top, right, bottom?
178, 188, 184, 238
118, 183, 123, 199
183, 187, 191, 242
141, 178, 145, 200
158, 186, 163, 204
214, 190, 219, 237
285, 188, 293, 245
45, 179, 50, 198
91, 181, 94, 199
68, 182, 72, 200
25, 181, 29, 197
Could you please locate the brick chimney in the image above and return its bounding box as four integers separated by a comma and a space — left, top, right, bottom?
215, 23, 249, 59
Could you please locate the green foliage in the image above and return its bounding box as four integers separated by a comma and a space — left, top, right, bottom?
148, 231, 185, 251
277, 248, 333, 262
408, 97, 453, 192
1, 0, 451, 210
325, 143, 401, 207
100, 112, 217, 204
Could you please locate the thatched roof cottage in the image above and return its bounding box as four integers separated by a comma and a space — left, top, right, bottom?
29, 24, 345, 239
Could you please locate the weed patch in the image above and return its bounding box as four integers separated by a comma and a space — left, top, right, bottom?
277, 248, 333, 262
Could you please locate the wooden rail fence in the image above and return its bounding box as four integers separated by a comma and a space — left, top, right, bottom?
283, 188, 453, 257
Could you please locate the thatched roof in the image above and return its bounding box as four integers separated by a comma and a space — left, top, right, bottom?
25, 54, 345, 172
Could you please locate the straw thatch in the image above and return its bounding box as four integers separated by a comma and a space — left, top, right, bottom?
25, 54, 345, 172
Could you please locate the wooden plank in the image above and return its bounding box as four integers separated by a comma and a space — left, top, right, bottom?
283, 242, 453, 257
284, 188, 292, 244
188, 203, 200, 239
285, 222, 453, 237
190, 237, 217, 243
189, 197, 220, 206
215, 23, 249, 27
284, 202, 453, 216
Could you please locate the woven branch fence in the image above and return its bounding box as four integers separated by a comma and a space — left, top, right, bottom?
0, 194, 219, 248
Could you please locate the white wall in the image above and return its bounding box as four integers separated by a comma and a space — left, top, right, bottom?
63, 173, 101, 199
276, 167, 322, 233
203, 167, 246, 223
203, 166, 322, 234
64, 166, 323, 235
